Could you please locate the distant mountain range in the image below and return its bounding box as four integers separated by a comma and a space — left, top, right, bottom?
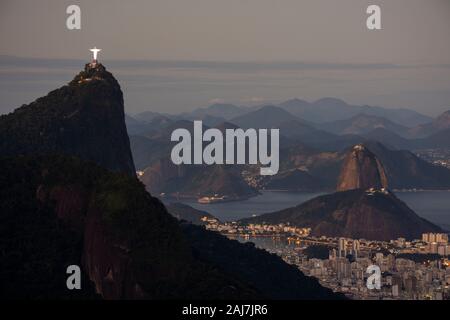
180, 103, 248, 123
228, 105, 338, 147
129, 97, 433, 129
319, 113, 410, 136
229, 105, 307, 129
127, 99, 450, 154
278, 98, 432, 127
128, 100, 450, 197
408, 110, 450, 138
178, 97, 433, 127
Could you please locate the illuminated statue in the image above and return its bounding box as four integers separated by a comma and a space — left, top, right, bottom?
89, 47, 101, 65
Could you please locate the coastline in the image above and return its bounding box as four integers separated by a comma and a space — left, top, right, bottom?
162, 188, 450, 206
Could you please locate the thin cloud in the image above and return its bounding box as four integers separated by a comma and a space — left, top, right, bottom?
208, 98, 225, 104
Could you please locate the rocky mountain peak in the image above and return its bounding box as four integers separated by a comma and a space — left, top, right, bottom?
0, 63, 136, 176
336, 144, 388, 191
70, 63, 116, 86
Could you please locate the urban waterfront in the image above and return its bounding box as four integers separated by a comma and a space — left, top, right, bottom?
201, 218, 450, 300
181, 191, 450, 300
183, 190, 450, 229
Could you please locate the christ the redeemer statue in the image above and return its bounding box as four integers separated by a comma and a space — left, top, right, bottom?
89, 47, 101, 65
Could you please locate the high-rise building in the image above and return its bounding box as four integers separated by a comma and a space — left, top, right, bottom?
430, 242, 439, 254
338, 238, 347, 258
422, 233, 449, 244
436, 233, 449, 244
392, 284, 399, 297
430, 234, 437, 243
337, 258, 351, 280
352, 240, 360, 258
404, 276, 417, 294
438, 245, 449, 256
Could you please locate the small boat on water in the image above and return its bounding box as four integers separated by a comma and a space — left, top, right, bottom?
197, 195, 227, 204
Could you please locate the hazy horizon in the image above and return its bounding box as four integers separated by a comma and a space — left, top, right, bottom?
1, 0, 450, 116
1, 55, 449, 118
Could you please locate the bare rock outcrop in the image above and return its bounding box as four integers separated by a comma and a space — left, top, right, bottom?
337, 144, 388, 191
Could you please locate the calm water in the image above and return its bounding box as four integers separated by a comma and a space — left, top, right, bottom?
183, 191, 323, 222
396, 191, 450, 230
181, 190, 450, 230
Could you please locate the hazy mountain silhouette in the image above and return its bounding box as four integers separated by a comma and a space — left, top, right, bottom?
320, 113, 410, 136
229, 105, 305, 129
279, 98, 431, 126
408, 110, 450, 138
182, 103, 247, 121
362, 128, 413, 150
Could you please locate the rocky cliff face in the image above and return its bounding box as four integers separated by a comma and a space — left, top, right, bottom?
0, 63, 135, 176
336, 144, 388, 191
